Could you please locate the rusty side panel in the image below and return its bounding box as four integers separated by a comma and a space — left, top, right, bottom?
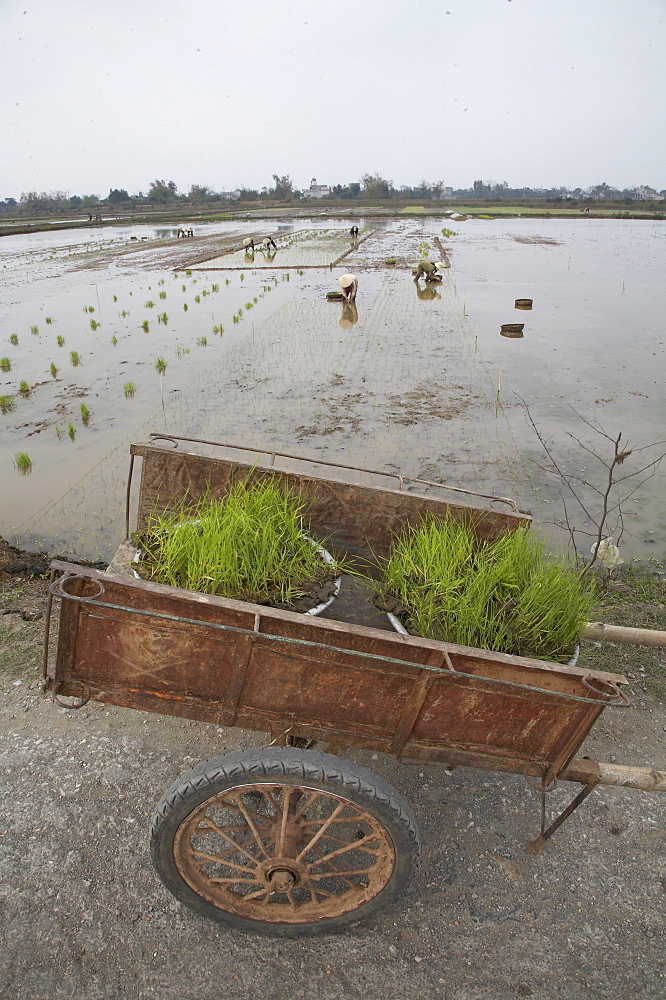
131, 443, 530, 561
52, 564, 621, 778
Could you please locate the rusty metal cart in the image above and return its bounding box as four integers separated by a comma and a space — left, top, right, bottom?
44, 436, 666, 936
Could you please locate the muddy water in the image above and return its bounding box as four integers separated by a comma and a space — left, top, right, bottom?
1, 218, 664, 563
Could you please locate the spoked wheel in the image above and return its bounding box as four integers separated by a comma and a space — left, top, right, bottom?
150, 747, 420, 936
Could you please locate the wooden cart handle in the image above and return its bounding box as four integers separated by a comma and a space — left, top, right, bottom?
562, 758, 666, 792
583, 622, 666, 648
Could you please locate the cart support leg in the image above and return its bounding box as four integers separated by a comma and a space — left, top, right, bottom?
528, 779, 599, 853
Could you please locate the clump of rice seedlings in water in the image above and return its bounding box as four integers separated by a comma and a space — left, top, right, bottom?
68, 423, 76, 440
155, 357, 167, 374
57, 335, 65, 347
183, 303, 188, 312
238, 307, 243, 317
240, 273, 245, 281
176, 346, 190, 358
14, 452, 32, 474
194, 294, 201, 303
159, 291, 167, 300
441, 228, 457, 238
142, 320, 150, 332
55, 424, 64, 439
211, 284, 219, 293
0, 358, 10, 372
232, 314, 239, 324
50, 362, 58, 378
225, 278, 230, 286
377, 517, 596, 662
9, 334, 19, 345
113, 295, 118, 302
120, 310, 130, 318
136, 480, 338, 606
182, 284, 187, 292
124, 382, 136, 398
157, 312, 168, 325
89, 319, 99, 331
245, 302, 253, 310
158, 279, 165, 286
19, 380, 30, 396
196, 336, 208, 346
0, 396, 15, 414
212, 324, 223, 335
70, 351, 81, 366
144, 300, 155, 308
84, 306, 95, 314
80, 402, 90, 424
45, 317, 53, 325
30, 325, 39, 335
111, 335, 118, 345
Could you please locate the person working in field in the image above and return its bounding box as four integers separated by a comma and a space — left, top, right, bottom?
261, 236, 277, 251
413, 259, 440, 282
338, 273, 358, 303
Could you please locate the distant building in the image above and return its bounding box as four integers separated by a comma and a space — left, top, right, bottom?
308, 178, 330, 199
220, 189, 241, 200
632, 186, 664, 201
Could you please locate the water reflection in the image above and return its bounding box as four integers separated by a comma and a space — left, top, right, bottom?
415, 283, 441, 301
339, 302, 359, 328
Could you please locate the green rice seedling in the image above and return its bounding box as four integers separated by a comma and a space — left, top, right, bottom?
175, 346, 190, 357
194, 295, 201, 303
55, 424, 64, 439
186, 270, 192, 277
68, 422, 76, 440
144, 300, 155, 308
225, 278, 230, 285
155, 357, 167, 374
158, 312, 168, 325
376, 516, 595, 662
197, 336, 208, 346
142, 320, 150, 332
50, 362, 58, 378
253, 297, 258, 304
245, 302, 253, 310
57, 335, 65, 347
212, 325, 223, 335
158, 279, 165, 286
159, 291, 167, 300
14, 452, 32, 474
183, 304, 188, 312
0, 396, 14, 414
9, 334, 18, 345
211, 284, 219, 293
182, 284, 187, 292
113, 295, 118, 302
135, 480, 339, 606
45, 317, 53, 325
240, 273, 245, 281
124, 382, 136, 398
232, 314, 239, 324
80, 402, 90, 424
19, 380, 30, 396
441, 228, 457, 238
120, 310, 130, 318
70, 350, 81, 366
111, 335, 118, 345
30, 325, 39, 335
89, 319, 99, 331
0, 357, 10, 372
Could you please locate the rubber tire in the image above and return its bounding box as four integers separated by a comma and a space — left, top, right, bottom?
150, 747, 421, 937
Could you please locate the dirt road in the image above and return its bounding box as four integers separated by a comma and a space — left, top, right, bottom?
0, 574, 664, 1000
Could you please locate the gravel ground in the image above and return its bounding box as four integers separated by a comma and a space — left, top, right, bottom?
0, 575, 665, 1000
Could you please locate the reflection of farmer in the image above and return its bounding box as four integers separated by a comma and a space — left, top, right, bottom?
339, 301, 359, 329
415, 282, 440, 301
338, 273, 358, 303
413, 260, 439, 282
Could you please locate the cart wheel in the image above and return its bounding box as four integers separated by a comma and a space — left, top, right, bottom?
150, 747, 420, 936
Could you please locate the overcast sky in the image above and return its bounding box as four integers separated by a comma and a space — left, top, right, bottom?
2, 0, 664, 199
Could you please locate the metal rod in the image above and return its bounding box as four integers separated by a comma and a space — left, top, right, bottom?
528, 780, 600, 853
41, 568, 57, 683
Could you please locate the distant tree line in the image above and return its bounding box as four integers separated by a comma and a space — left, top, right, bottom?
2, 175, 664, 216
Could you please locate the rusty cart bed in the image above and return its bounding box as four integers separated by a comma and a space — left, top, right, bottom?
45, 436, 666, 936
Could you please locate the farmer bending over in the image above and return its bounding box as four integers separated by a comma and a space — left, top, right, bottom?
413, 260, 439, 282
261, 236, 277, 250
338, 273, 358, 303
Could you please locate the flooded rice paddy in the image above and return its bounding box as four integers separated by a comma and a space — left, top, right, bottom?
1, 217, 664, 563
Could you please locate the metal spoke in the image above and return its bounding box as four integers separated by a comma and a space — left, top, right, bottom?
310, 833, 381, 865
236, 801, 271, 859
197, 821, 263, 865
192, 852, 257, 875
296, 802, 345, 861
